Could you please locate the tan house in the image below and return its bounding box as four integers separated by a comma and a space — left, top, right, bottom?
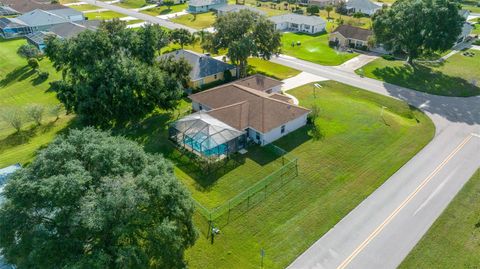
329, 25, 373, 49
160, 49, 237, 89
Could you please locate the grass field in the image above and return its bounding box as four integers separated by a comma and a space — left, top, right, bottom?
181, 81, 434, 268
114, 0, 148, 9
84, 10, 126, 20
247, 58, 301, 80
69, 4, 102, 12
0, 39, 73, 168
357, 51, 480, 97
400, 170, 480, 268
170, 12, 217, 30
281, 32, 358, 65
141, 3, 188, 16
472, 23, 480, 35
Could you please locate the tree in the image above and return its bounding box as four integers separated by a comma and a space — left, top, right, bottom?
157, 55, 192, 88
25, 104, 45, 125
195, 30, 212, 53
49, 104, 63, 121
325, 4, 333, 18
170, 28, 195, 49
163, 0, 174, 10
287, 0, 297, 9
0, 128, 197, 269
0, 108, 24, 133
335, 0, 348, 15
372, 0, 464, 65
211, 10, 281, 78
136, 24, 170, 64
17, 44, 40, 59
306, 5, 320, 15
27, 58, 39, 70
45, 20, 184, 126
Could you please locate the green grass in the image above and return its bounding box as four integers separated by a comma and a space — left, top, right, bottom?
472, 23, 480, 35
170, 12, 217, 30
0, 39, 73, 168
140, 3, 187, 16
69, 4, 102, 12
247, 58, 301, 80
114, 0, 148, 9
281, 32, 359, 65
182, 81, 434, 268
357, 51, 480, 97
125, 19, 144, 25
400, 170, 480, 268
84, 10, 126, 20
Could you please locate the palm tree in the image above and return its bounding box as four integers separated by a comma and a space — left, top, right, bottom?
325, 5, 333, 19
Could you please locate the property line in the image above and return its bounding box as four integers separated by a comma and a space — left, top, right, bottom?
336, 134, 474, 269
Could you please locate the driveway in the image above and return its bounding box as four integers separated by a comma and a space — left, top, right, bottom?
335, 54, 378, 72
270, 54, 480, 269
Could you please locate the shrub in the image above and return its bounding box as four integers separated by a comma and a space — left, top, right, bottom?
17, 44, 40, 59
25, 104, 45, 125
27, 58, 39, 70
223, 69, 233, 82
38, 71, 49, 80
381, 54, 396, 60
473, 39, 480, 46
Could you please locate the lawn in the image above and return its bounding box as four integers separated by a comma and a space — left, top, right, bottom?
114, 0, 148, 9
357, 51, 480, 97
84, 10, 126, 20
281, 32, 358, 65
170, 12, 217, 30
182, 81, 434, 268
140, 3, 187, 16
472, 23, 480, 35
0, 39, 73, 168
247, 57, 301, 80
69, 4, 102, 12
400, 170, 480, 268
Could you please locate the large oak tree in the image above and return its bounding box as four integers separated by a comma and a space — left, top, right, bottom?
0, 128, 197, 269
372, 0, 465, 64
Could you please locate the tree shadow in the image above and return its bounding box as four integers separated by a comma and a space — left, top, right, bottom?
32, 73, 48, 86
0, 121, 56, 153
273, 125, 316, 153
0, 66, 34, 87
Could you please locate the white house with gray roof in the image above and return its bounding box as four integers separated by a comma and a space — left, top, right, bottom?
214, 4, 266, 16
346, 0, 381, 16
160, 49, 237, 88
187, 0, 227, 13
270, 14, 326, 34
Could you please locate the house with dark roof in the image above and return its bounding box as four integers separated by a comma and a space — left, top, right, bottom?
160, 49, 237, 88
0, 8, 85, 38
329, 25, 373, 49
187, 0, 227, 13
0, 0, 64, 14
270, 13, 326, 34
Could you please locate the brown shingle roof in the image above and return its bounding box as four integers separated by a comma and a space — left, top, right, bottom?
332, 25, 372, 41
189, 80, 310, 133
269, 93, 293, 103
234, 74, 284, 92
0, 0, 64, 13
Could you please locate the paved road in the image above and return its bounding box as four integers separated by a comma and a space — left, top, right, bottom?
271, 55, 480, 269
83, 0, 196, 32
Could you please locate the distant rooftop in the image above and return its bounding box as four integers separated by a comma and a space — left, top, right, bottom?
189, 0, 226, 7
270, 13, 326, 26
332, 24, 372, 41
0, 0, 64, 13
214, 4, 266, 15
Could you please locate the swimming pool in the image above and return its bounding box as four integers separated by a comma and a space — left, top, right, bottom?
184, 133, 228, 157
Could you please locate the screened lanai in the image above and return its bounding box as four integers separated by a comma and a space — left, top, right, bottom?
169, 112, 247, 159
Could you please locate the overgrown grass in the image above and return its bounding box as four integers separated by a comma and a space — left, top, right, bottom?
357, 51, 480, 97
183, 81, 434, 268
170, 12, 217, 30
400, 170, 480, 268
281, 32, 358, 65
0, 38, 73, 168
247, 58, 301, 80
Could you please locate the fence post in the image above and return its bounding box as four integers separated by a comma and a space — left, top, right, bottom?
228, 201, 231, 224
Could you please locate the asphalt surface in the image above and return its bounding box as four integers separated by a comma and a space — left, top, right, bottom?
83, 0, 196, 32
271, 55, 480, 269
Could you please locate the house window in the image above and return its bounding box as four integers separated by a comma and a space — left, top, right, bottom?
304, 25, 310, 29
199, 104, 203, 110
281, 125, 286, 134
214, 74, 217, 79
255, 132, 261, 141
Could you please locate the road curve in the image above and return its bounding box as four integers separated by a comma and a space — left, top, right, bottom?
271, 55, 480, 269
83, 0, 196, 32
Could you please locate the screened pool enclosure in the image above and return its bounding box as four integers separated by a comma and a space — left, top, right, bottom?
169, 112, 247, 159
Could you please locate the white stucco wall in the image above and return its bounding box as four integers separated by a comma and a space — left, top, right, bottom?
261, 113, 308, 145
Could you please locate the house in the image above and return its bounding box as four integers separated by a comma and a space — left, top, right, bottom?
234, 74, 284, 94
270, 13, 326, 34
26, 20, 101, 51
329, 24, 372, 49
160, 49, 237, 88
214, 4, 266, 16
0, 8, 85, 39
187, 0, 227, 13
183, 77, 310, 148
457, 10, 473, 44
299, 0, 340, 7
0, 0, 64, 15
346, 0, 381, 16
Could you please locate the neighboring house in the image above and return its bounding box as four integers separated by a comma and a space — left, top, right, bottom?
187, 0, 227, 13
186, 77, 310, 147
299, 0, 340, 7
457, 10, 473, 44
0, 8, 85, 39
160, 49, 237, 88
214, 4, 266, 16
0, 0, 64, 14
270, 13, 326, 34
26, 20, 101, 51
346, 0, 381, 16
329, 24, 372, 49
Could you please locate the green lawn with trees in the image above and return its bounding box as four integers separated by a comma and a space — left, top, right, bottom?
183, 81, 434, 268
141, 3, 188, 16
357, 51, 480, 97
281, 32, 358, 65
0, 38, 72, 168
400, 170, 480, 268
170, 12, 217, 30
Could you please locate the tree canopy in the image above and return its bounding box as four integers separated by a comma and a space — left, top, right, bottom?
210, 10, 281, 78
372, 0, 464, 64
45, 20, 186, 127
0, 128, 197, 269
